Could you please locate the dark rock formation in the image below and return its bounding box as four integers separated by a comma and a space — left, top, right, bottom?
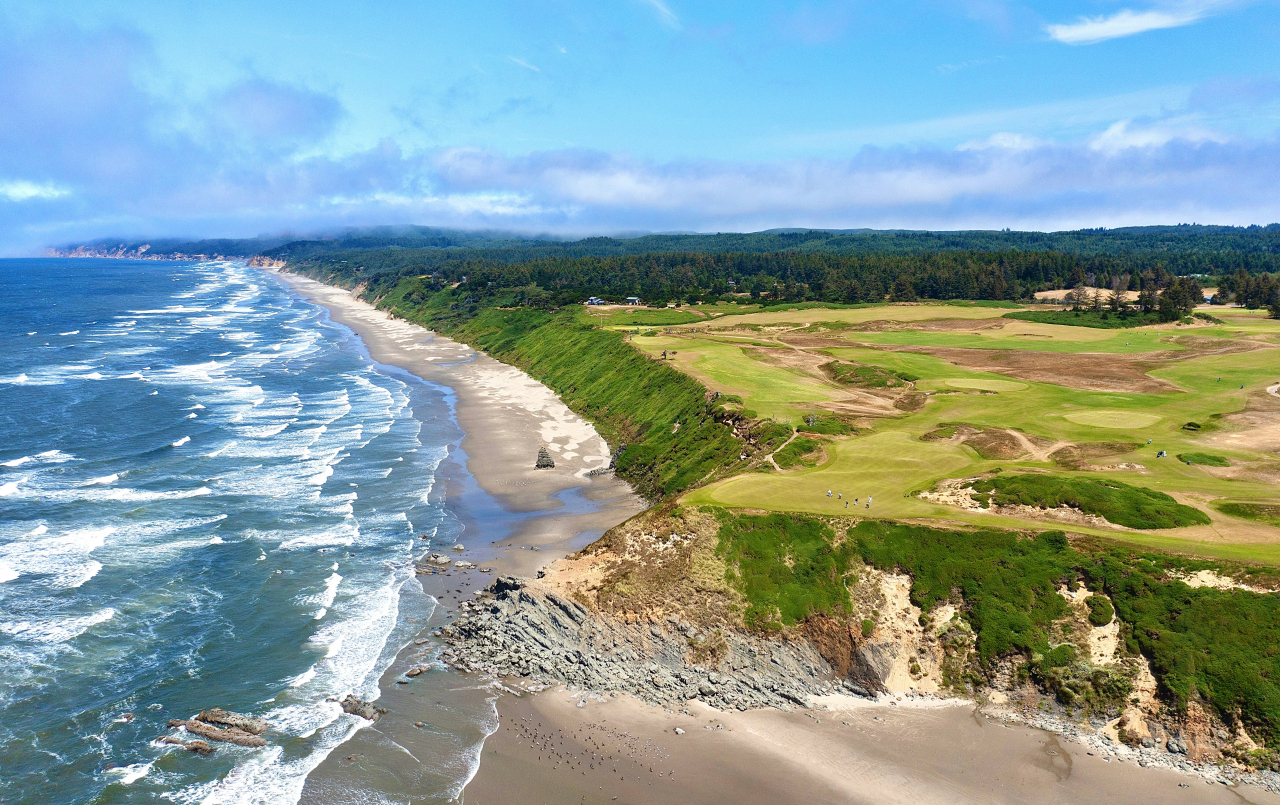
340, 694, 381, 721
441, 576, 862, 712
535, 447, 555, 469
196, 708, 269, 735
167, 719, 267, 748
159, 736, 215, 755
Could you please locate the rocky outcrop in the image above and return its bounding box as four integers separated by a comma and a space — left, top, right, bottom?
159, 736, 215, 754
535, 447, 555, 469
166, 719, 267, 748
196, 708, 269, 735
340, 695, 382, 721
164, 709, 271, 748
441, 576, 865, 711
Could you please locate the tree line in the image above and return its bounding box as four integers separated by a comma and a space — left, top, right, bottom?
294, 248, 1280, 312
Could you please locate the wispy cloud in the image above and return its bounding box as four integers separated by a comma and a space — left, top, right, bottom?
507, 56, 540, 72
936, 56, 1004, 75
1046, 2, 1232, 45
640, 0, 681, 29
0, 180, 68, 202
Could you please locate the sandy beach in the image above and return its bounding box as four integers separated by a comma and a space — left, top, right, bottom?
467, 689, 1280, 805
272, 269, 1279, 805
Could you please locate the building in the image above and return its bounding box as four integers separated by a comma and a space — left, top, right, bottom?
626, 296, 641, 305
586, 296, 606, 305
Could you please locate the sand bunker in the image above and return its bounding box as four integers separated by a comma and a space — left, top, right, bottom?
1064, 410, 1162, 429
944, 378, 1028, 392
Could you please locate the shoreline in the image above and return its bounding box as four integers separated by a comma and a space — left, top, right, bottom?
265, 269, 647, 803
268, 268, 1280, 805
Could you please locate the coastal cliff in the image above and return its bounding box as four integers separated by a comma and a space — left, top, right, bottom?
442, 504, 1280, 791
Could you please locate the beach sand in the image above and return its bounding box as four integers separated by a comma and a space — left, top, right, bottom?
467, 689, 1280, 805
272, 271, 646, 803
275, 269, 1277, 805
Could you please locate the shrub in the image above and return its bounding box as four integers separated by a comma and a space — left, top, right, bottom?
1086, 594, 1114, 626
715, 512, 860, 630
1177, 452, 1229, 467
970, 474, 1211, 529
774, 437, 823, 469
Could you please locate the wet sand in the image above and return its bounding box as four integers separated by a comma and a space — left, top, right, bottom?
467, 690, 1280, 805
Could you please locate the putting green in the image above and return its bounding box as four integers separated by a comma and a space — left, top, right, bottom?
944, 378, 1028, 392
1064, 410, 1162, 429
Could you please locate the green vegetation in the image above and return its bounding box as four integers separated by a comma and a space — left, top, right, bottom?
851, 519, 1280, 740
378, 289, 744, 499
715, 512, 860, 630
1214, 502, 1280, 527
1087, 552, 1280, 745
971, 475, 1211, 529
597, 308, 703, 327
1005, 310, 1164, 329
852, 521, 1074, 663
1178, 452, 1230, 466
823, 360, 917, 388
1086, 594, 1114, 626
797, 416, 851, 436
773, 437, 823, 469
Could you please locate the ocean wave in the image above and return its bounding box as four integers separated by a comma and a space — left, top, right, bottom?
172, 436, 191, 447
105, 761, 153, 786
0, 607, 116, 644
0, 477, 26, 496
81, 474, 119, 487
0, 526, 110, 590
1, 450, 73, 469
0, 561, 17, 583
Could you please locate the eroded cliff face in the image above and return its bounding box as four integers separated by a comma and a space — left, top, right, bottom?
443, 504, 1274, 778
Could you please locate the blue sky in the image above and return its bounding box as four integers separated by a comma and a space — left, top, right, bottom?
1, 0, 1278, 253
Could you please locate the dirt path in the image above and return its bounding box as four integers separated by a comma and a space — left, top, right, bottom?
1005, 429, 1073, 463
765, 428, 799, 471
1268, 383, 1279, 398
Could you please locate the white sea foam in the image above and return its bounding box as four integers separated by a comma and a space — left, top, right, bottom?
287, 668, 317, 687
0, 478, 25, 496
59, 330, 79, 336
81, 474, 119, 487
0, 607, 115, 644
107, 761, 153, 785
209, 536, 224, 545
0, 373, 29, 384
172, 436, 191, 447
204, 441, 237, 458
0, 561, 18, 583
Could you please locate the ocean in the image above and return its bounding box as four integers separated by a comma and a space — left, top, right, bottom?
0, 259, 488, 804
